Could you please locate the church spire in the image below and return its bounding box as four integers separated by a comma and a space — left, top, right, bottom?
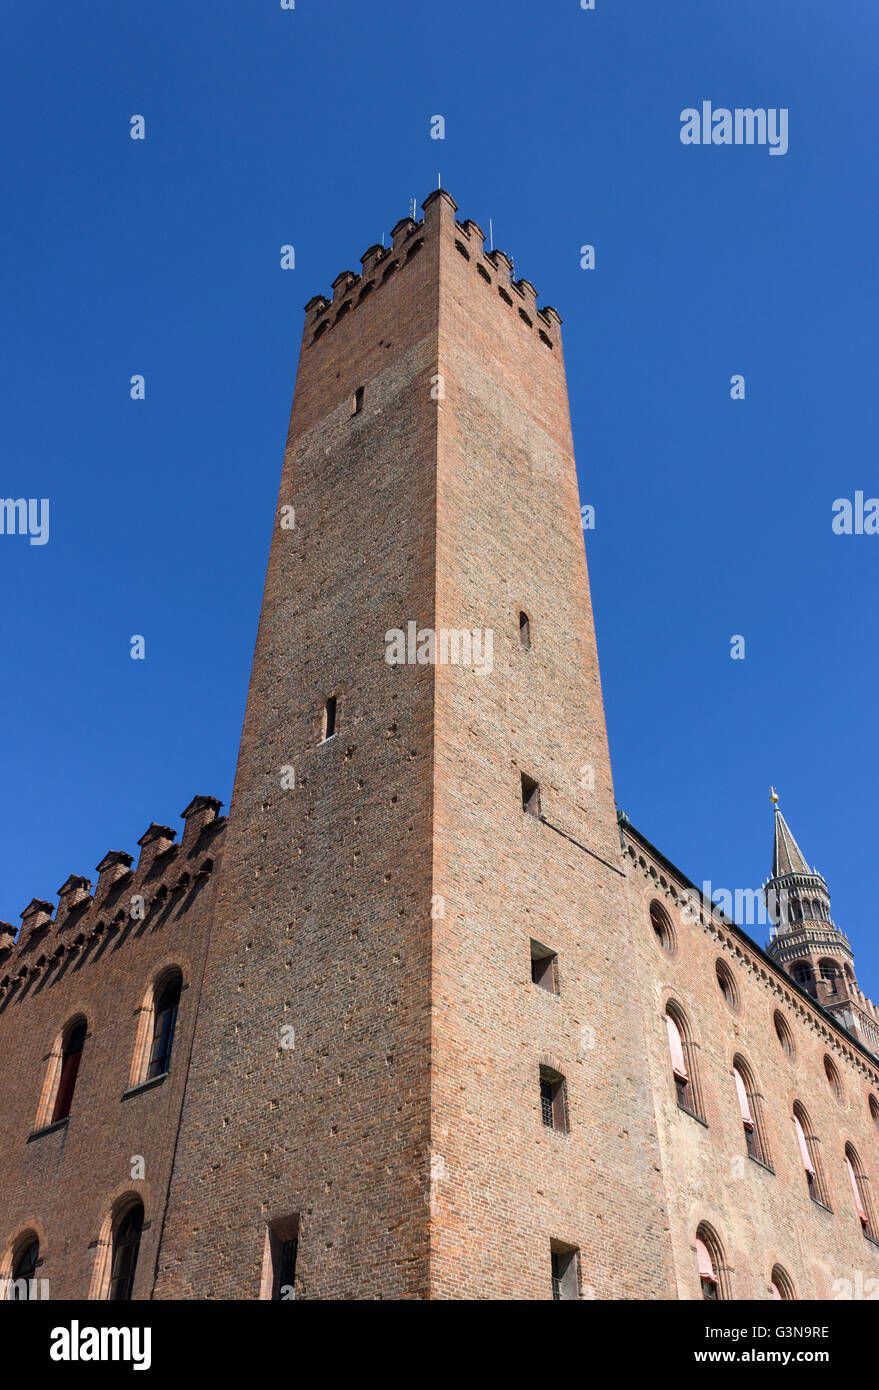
764, 791, 863, 1024
771, 801, 812, 878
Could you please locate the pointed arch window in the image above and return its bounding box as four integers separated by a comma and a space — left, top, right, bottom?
845, 1145, 876, 1241
108, 1202, 144, 1301
769, 1264, 796, 1300
665, 1006, 704, 1121
733, 1059, 770, 1167
793, 1105, 831, 1208
695, 1224, 727, 1299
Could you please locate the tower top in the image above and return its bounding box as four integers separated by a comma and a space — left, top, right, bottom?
771, 804, 813, 878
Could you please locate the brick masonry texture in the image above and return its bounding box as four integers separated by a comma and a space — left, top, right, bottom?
1, 191, 877, 1300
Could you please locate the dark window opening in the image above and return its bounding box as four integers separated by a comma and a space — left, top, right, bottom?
265, 1214, 300, 1300
521, 773, 540, 818
358, 282, 374, 303
499, 287, 513, 306
539, 330, 553, 349
477, 264, 492, 284
530, 940, 558, 994
323, 696, 337, 741
147, 974, 182, 1080
551, 1245, 579, 1301
405, 238, 424, 260
539, 1067, 567, 1133
334, 302, 351, 325
108, 1204, 143, 1301
518, 308, 533, 327
7, 1239, 39, 1299
455, 239, 470, 260
518, 610, 531, 649
352, 386, 365, 415
650, 901, 675, 954
52, 1022, 86, 1123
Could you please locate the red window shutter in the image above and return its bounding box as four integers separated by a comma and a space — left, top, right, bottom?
734, 1069, 755, 1130
695, 1238, 715, 1280
847, 1157, 868, 1223
666, 1015, 688, 1080
794, 1116, 815, 1175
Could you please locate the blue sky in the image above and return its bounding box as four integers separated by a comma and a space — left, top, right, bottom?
2, 2, 877, 991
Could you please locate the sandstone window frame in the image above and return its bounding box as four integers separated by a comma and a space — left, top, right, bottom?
34, 1014, 88, 1132
89, 1194, 147, 1301
128, 966, 185, 1091
2, 1230, 41, 1301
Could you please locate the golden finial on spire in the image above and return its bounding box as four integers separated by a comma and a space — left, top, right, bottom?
770, 786, 779, 805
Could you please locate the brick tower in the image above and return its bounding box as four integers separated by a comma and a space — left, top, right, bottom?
156, 190, 673, 1299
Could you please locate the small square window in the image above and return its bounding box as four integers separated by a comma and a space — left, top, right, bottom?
530, 940, 558, 994
521, 773, 540, 818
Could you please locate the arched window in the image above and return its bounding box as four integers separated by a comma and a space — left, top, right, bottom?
108, 1202, 144, 1301
52, 1019, 87, 1123
695, 1224, 727, 1299
793, 1104, 831, 1208
5, 1234, 39, 1300
773, 1011, 795, 1060
791, 962, 815, 997
869, 1094, 879, 1134
732, 1058, 770, 1167
819, 959, 841, 991
823, 1055, 843, 1103
715, 959, 739, 1012
665, 1005, 703, 1121
845, 1144, 876, 1240
518, 610, 531, 650
769, 1264, 796, 1300
650, 900, 675, 955
147, 973, 182, 1080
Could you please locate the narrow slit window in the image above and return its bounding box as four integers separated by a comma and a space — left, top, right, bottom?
539, 1066, 567, 1133
352, 386, 365, 415
550, 1244, 580, 1300
518, 610, 531, 649
323, 696, 337, 741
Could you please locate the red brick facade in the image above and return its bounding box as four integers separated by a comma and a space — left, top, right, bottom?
1, 191, 877, 1301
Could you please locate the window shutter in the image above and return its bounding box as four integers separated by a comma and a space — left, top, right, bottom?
794, 1116, 816, 1175
666, 1015, 688, 1080
846, 1157, 868, 1222
734, 1069, 755, 1130
695, 1238, 715, 1280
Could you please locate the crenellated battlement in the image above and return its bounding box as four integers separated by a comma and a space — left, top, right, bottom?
0, 796, 226, 993
302, 188, 562, 352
